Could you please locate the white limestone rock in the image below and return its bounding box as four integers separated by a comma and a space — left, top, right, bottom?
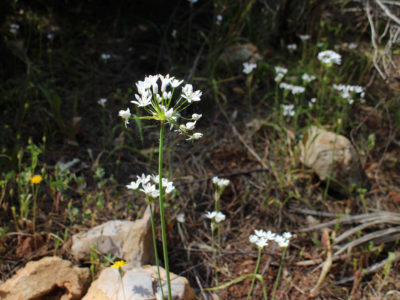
71, 206, 154, 266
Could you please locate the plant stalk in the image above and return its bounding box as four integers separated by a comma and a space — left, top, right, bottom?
247, 247, 263, 300
271, 247, 287, 300
158, 121, 172, 300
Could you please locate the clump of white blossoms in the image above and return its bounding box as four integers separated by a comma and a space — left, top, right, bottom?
308, 97, 317, 107
9, 23, 20, 34
212, 176, 230, 188
101, 53, 111, 60
119, 74, 203, 140
126, 173, 175, 199
282, 104, 295, 117
318, 50, 341, 66
299, 34, 310, 41
243, 62, 257, 74
279, 82, 305, 95
98, 98, 108, 107
333, 84, 365, 104
287, 44, 297, 51
249, 229, 292, 249
302, 73, 316, 83
176, 213, 185, 223
274, 66, 288, 83
204, 211, 226, 228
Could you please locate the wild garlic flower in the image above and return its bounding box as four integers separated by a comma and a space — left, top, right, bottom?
9, 23, 20, 34
287, 44, 297, 51
282, 104, 295, 117
250, 229, 292, 249
192, 113, 202, 120
348, 42, 358, 50
212, 176, 230, 188
177, 213, 185, 223
249, 234, 269, 248
308, 97, 317, 107
216, 15, 223, 25
301, 73, 316, 83
119, 74, 203, 140
118, 108, 131, 127
274, 66, 288, 82
317, 50, 341, 66
299, 34, 310, 41
126, 173, 175, 198
204, 211, 226, 224
101, 53, 111, 60
182, 84, 202, 103
186, 132, 203, 140
98, 98, 108, 107
333, 84, 365, 104
279, 82, 305, 95
243, 62, 257, 74
47, 32, 55, 41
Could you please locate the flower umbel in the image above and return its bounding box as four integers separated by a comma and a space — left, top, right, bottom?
120, 74, 203, 140
318, 50, 341, 66
243, 62, 257, 74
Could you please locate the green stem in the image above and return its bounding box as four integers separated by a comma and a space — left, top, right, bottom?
149, 203, 164, 300
271, 247, 287, 300
158, 121, 172, 300
32, 184, 38, 249
247, 247, 263, 300
211, 224, 218, 285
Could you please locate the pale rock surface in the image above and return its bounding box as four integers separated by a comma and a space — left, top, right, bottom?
0, 256, 90, 300
82, 265, 195, 300
220, 43, 262, 65
299, 126, 369, 195
71, 206, 154, 266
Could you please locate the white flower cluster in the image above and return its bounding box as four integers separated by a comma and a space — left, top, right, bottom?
299, 34, 310, 41
101, 53, 111, 60
287, 44, 297, 51
126, 173, 175, 198
308, 97, 317, 107
282, 104, 295, 117
274, 66, 288, 83
249, 229, 292, 249
243, 62, 257, 74
317, 50, 341, 66
98, 98, 107, 107
176, 213, 185, 223
204, 211, 226, 224
119, 74, 203, 140
333, 84, 365, 105
302, 73, 316, 83
10, 23, 19, 34
279, 82, 305, 95
212, 176, 230, 188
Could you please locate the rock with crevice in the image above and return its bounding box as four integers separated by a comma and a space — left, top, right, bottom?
82, 265, 195, 300
0, 256, 90, 300
71, 206, 154, 266
299, 126, 369, 195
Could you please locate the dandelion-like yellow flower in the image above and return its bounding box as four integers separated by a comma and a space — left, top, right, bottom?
111, 260, 127, 269
31, 175, 43, 184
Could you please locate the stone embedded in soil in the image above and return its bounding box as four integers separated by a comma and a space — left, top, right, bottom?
82, 265, 195, 300
0, 256, 90, 300
220, 43, 262, 65
71, 205, 154, 267
299, 126, 369, 195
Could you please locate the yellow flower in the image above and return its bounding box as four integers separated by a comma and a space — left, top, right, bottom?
111, 260, 127, 269
31, 175, 43, 184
